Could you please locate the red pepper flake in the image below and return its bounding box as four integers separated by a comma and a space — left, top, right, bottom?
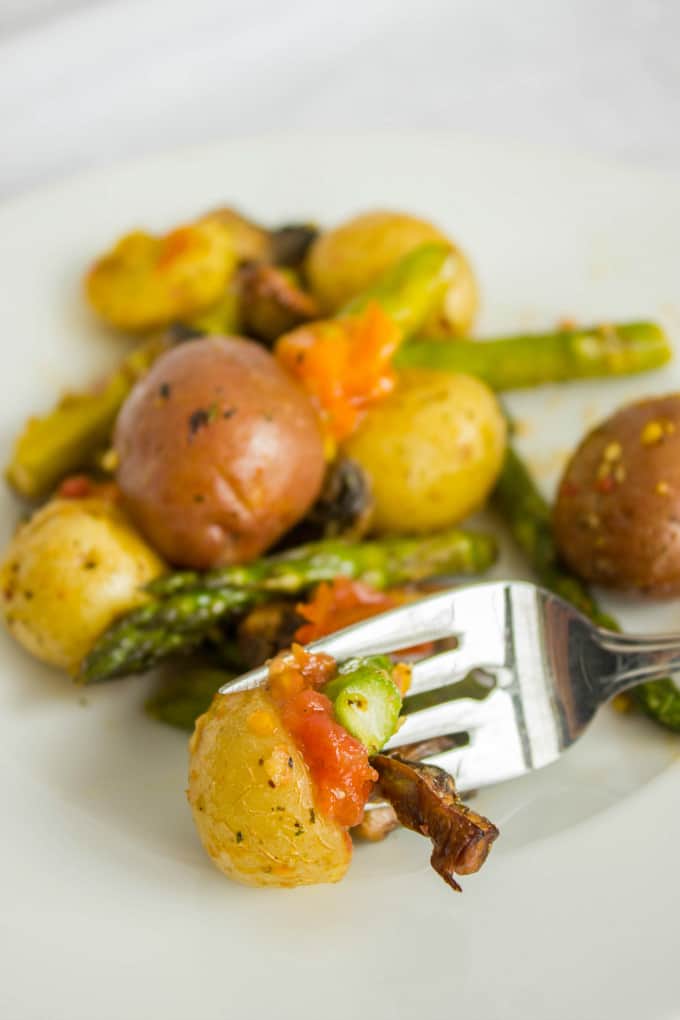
596, 476, 616, 493
58, 476, 121, 503
58, 474, 93, 499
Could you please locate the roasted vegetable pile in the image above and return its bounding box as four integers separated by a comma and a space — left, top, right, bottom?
2, 203, 678, 892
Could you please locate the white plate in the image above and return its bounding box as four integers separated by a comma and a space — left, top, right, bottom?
0, 135, 679, 1020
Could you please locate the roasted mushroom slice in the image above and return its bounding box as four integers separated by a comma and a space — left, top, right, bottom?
236, 600, 303, 670
372, 754, 499, 890
280, 457, 374, 547
270, 224, 319, 268
353, 803, 400, 842
238, 263, 320, 344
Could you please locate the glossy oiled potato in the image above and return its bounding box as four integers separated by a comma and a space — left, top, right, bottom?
85, 220, 235, 332
0, 499, 163, 672
306, 210, 478, 336
554, 393, 680, 592
188, 687, 352, 887
344, 371, 506, 534
115, 337, 325, 568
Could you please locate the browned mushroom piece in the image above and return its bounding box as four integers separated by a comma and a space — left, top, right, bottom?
236, 601, 304, 670
371, 754, 499, 890
278, 457, 374, 548
238, 263, 320, 344
353, 804, 400, 842
269, 224, 319, 268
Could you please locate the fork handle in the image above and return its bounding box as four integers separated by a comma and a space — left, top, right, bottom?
598, 630, 680, 693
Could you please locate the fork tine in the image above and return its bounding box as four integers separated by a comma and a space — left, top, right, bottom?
221, 587, 464, 694
427, 736, 527, 794
409, 645, 503, 696
223, 582, 513, 695
305, 587, 463, 661
387, 687, 502, 748
396, 690, 529, 792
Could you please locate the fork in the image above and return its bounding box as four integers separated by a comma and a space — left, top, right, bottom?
220, 580, 680, 793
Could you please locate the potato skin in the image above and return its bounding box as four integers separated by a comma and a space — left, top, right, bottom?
188, 687, 352, 887
344, 371, 506, 534
114, 337, 325, 568
554, 394, 680, 593
306, 210, 478, 336
0, 499, 163, 671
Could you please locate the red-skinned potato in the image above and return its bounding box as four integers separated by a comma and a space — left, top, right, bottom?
554, 393, 680, 593
114, 337, 325, 568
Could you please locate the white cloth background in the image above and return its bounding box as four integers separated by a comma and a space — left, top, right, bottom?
0, 0, 678, 198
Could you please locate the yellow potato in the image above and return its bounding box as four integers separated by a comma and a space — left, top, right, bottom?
189, 687, 352, 887
0, 499, 163, 672
305, 210, 478, 336
199, 207, 271, 263
85, 220, 235, 332
344, 371, 506, 534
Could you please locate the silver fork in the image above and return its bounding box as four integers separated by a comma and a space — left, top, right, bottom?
220, 580, 680, 793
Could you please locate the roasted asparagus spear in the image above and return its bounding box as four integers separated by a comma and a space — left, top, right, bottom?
148, 529, 498, 597
6, 335, 169, 498
397, 321, 670, 389
80, 528, 498, 683
145, 666, 234, 731
494, 444, 680, 732
343, 242, 456, 336
493, 445, 617, 628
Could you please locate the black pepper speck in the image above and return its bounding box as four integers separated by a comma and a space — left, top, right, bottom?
188, 408, 210, 436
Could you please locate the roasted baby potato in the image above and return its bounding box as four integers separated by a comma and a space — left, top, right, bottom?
199, 207, 271, 263
306, 210, 478, 336
0, 498, 163, 671
344, 370, 506, 534
85, 220, 235, 332
554, 393, 680, 592
188, 686, 352, 887
114, 336, 325, 568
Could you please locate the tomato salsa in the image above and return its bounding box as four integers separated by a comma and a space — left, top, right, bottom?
268, 644, 377, 827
